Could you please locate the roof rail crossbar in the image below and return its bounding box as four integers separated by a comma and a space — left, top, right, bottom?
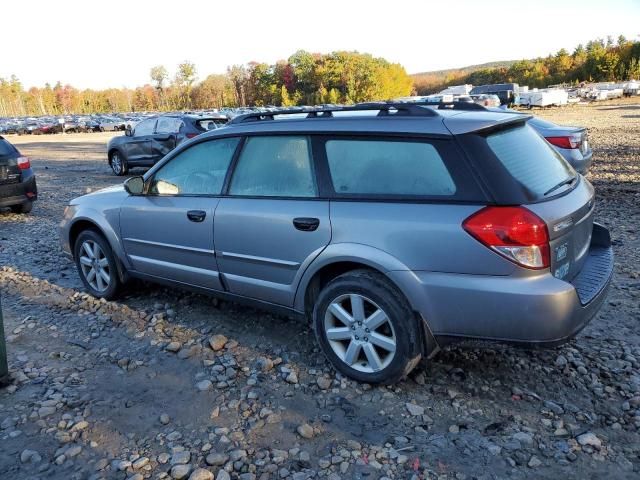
228, 103, 438, 125
395, 101, 490, 112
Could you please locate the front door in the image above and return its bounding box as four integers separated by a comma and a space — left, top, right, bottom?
125, 117, 156, 166
120, 136, 241, 290
214, 135, 330, 306
150, 116, 181, 164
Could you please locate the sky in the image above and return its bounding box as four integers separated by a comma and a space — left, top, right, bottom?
2, 0, 639, 90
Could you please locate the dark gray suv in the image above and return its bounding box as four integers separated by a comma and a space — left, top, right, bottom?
107, 114, 228, 176
59, 103, 614, 384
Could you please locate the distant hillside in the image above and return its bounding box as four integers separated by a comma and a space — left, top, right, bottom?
411, 60, 519, 94
411, 60, 518, 78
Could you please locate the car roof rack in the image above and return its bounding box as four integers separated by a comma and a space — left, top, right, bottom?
394, 100, 490, 112
228, 103, 439, 125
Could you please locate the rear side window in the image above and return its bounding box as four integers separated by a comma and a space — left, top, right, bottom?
0, 139, 17, 157
325, 139, 456, 196
486, 124, 574, 198
196, 119, 228, 131
229, 136, 316, 197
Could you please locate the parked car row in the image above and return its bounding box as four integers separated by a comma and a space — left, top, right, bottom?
0, 114, 152, 136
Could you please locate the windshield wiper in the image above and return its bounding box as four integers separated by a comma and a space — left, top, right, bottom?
544, 175, 577, 196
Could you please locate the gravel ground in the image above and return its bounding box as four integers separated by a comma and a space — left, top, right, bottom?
0, 100, 639, 480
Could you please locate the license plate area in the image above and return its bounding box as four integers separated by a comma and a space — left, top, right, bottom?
0, 165, 20, 184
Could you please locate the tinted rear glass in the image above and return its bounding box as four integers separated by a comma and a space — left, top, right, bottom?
0, 139, 17, 157
486, 124, 575, 199
325, 139, 456, 196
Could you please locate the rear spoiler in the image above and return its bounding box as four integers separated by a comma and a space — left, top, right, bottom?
443, 111, 532, 135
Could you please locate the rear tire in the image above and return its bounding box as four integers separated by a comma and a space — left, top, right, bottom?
10, 201, 33, 214
110, 151, 128, 176
313, 269, 422, 384
74, 230, 121, 300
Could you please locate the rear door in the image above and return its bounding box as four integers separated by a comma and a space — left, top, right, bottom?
125, 118, 156, 165
120, 137, 240, 289
214, 135, 331, 306
0, 138, 21, 186
150, 117, 181, 164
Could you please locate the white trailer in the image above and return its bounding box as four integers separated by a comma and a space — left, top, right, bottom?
438, 84, 473, 96
518, 89, 568, 107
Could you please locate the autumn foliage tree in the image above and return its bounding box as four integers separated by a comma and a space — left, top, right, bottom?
414, 35, 640, 94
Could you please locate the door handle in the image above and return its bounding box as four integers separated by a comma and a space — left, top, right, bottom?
293, 217, 320, 232
187, 210, 206, 222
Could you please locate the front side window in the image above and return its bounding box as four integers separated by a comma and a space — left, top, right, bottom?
229, 136, 316, 197
325, 139, 456, 196
149, 137, 239, 195
135, 118, 156, 136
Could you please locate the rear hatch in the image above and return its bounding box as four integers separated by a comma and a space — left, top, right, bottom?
0, 137, 21, 185
527, 178, 594, 281
458, 121, 594, 281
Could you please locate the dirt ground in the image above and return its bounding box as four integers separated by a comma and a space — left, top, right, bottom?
0, 99, 639, 480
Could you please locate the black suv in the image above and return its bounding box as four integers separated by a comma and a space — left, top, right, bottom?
106, 114, 228, 175
0, 136, 37, 213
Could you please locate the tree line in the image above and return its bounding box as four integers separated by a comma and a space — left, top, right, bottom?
0, 51, 413, 117
414, 35, 640, 94
2, 36, 639, 117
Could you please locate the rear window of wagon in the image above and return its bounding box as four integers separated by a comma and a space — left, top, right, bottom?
486, 124, 575, 200
0, 138, 17, 158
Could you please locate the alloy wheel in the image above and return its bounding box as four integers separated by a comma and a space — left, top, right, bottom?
111, 153, 122, 174
323, 293, 396, 373
78, 240, 111, 292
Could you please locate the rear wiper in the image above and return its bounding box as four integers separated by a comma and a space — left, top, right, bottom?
544, 175, 577, 196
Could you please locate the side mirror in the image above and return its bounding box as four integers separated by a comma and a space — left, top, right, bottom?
124, 176, 144, 195
125, 126, 133, 136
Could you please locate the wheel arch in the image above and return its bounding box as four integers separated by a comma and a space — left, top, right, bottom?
68, 216, 129, 282
107, 147, 125, 165
295, 244, 411, 317
295, 244, 440, 359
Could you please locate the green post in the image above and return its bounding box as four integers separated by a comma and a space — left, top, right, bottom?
0, 292, 9, 386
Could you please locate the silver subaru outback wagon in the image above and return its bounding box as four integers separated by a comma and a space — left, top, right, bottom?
59, 103, 614, 384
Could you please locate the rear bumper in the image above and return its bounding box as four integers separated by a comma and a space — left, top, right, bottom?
0, 174, 37, 207
390, 223, 613, 347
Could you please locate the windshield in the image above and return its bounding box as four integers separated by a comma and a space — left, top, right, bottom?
486, 124, 575, 199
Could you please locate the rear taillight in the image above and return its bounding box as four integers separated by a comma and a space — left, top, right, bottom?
186, 133, 199, 139
546, 134, 582, 149
463, 206, 550, 269
17, 156, 31, 170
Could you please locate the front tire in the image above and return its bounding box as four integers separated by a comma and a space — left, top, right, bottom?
74, 230, 121, 299
313, 269, 422, 384
110, 151, 128, 176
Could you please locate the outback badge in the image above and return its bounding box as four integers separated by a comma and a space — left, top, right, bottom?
556, 243, 568, 262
